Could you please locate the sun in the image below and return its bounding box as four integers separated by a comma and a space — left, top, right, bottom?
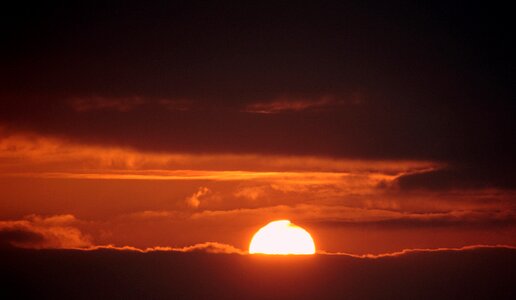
249, 220, 316, 255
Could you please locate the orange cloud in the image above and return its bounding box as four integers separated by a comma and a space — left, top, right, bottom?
0, 214, 246, 254
1, 211, 514, 257
190, 204, 515, 226
185, 187, 211, 208
0, 129, 437, 175
1, 129, 513, 255
234, 185, 269, 200
0, 130, 439, 208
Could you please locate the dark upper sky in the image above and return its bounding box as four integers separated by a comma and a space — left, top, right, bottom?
1, 1, 514, 188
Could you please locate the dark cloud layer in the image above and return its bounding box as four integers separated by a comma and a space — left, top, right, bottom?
310, 215, 516, 230
397, 167, 516, 190
2, 247, 515, 299
0, 215, 91, 249
0, 228, 45, 248
0, 1, 514, 189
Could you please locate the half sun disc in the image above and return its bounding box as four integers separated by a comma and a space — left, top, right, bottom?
249, 220, 316, 255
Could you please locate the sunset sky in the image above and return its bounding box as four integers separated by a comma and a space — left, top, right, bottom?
1, 1, 514, 259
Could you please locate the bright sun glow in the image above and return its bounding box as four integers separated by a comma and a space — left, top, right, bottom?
249, 220, 316, 255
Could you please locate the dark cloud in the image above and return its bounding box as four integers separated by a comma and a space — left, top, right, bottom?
396, 165, 516, 190
310, 214, 516, 230
0, 227, 45, 248
2, 246, 515, 299
0, 1, 514, 189
0, 215, 91, 249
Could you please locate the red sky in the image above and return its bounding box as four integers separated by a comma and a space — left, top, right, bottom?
0, 1, 515, 256
0, 129, 514, 254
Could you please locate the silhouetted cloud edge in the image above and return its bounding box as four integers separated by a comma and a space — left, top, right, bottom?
80, 242, 246, 255
318, 244, 516, 258
54, 244, 516, 259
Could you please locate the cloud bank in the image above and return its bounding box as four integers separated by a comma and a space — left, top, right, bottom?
0, 215, 91, 249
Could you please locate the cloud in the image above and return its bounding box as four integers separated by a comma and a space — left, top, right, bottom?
234, 185, 269, 200
68, 240, 516, 259
310, 210, 516, 230
0, 132, 445, 209
191, 204, 516, 231
1, 211, 513, 258
4, 225, 512, 258
167, 242, 245, 254
69, 96, 145, 112
243, 95, 350, 114
320, 244, 516, 258
395, 166, 516, 190
0, 215, 246, 254
0, 1, 513, 196
0, 228, 46, 248
4, 245, 515, 299
87, 242, 246, 255
0, 215, 92, 249
185, 187, 211, 208
0, 129, 436, 175
124, 210, 184, 220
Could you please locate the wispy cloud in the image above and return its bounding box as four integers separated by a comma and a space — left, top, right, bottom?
244, 97, 340, 114
234, 185, 269, 200
244, 95, 349, 114
69, 96, 145, 112
2, 212, 514, 257
190, 204, 516, 226
309, 209, 516, 230
0, 130, 437, 174
86, 242, 246, 255
30, 240, 516, 258
0, 214, 245, 254
320, 244, 516, 258
75, 243, 516, 258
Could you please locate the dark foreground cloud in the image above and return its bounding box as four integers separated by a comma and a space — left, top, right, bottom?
0, 215, 91, 249
2, 246, 515, 299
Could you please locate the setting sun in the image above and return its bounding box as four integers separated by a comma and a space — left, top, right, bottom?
249, 220, 316, 255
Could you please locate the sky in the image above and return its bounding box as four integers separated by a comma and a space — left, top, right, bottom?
0, 1, 515, 257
